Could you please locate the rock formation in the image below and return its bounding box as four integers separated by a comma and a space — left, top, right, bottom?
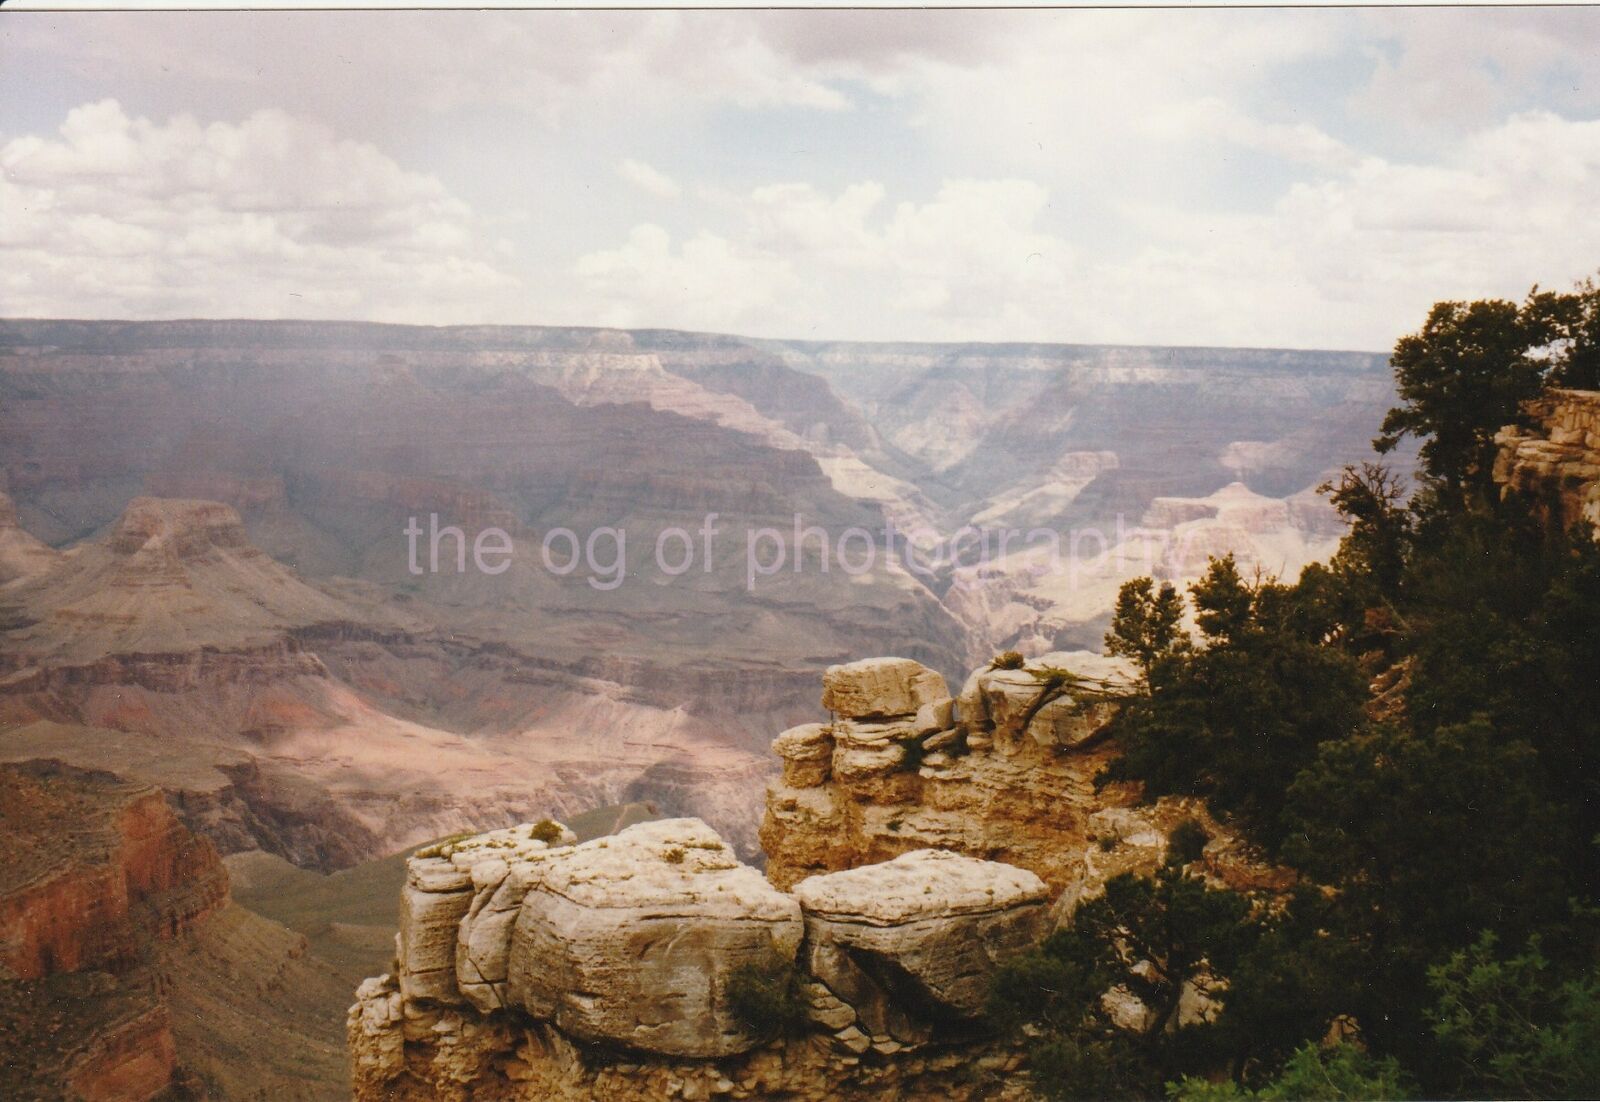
793, 851, 1048, 1047
0, 760, 227, 983
1495, 388, 1600, 533
0, 490, 58, 585
0, 759, 360, 1101
0, 495, 783, 867
349, 652, 1285, 1101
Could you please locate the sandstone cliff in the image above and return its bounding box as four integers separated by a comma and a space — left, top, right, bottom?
0, 760, 359, 1101
0, 760, 225, 1100
349, 654, 1284, 1101
1495, 388, 1600, 533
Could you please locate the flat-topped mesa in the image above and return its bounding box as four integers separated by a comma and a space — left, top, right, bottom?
108, 496, 256, 559
0, 494, 414, 668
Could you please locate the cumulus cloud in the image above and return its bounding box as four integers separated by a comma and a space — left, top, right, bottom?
7, 13, 858, 135
8, 10, 1600, 347
576, 106, 1600, 348
0, 99, 519, 321
617, 159, 681, 200
575, 178, 1075, 339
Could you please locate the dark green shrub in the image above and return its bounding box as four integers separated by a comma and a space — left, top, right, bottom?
898, 737, 928, 772
1167, 819, 1210, 866
990, 650, 1026, 670
727, 954, 809, 1040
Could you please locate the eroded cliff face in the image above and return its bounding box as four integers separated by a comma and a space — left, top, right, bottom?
0, 761, 227, 982
0, 759, 365, 1100
762, 653, 1283, 909
0, 761, 227, 1101
1495, 389, 1600, 532
349, 654, 1285, 1101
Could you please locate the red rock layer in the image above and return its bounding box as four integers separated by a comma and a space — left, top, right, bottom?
0, 763, 227, 982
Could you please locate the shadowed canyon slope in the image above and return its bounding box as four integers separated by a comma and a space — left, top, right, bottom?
0, 319, 1394, 879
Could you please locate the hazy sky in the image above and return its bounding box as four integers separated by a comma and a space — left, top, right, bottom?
4, 9, 1600, 350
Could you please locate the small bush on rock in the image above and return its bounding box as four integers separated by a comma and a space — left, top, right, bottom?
990, 650, 1026, 670
728, 954, 810, 1040
1167, 819, 1210, 866
530, 819, 564, 845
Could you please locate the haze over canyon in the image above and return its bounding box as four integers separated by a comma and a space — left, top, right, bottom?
0, 318, 1395, 873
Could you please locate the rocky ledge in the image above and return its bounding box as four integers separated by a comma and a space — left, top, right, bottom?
1495, 389, 1600, 533
349, 653, 1283, 1101
762, 653, 1279, 909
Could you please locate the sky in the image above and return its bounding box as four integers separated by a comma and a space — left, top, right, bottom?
3, 9, 1600, 351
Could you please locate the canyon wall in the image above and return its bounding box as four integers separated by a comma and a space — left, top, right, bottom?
0, 761, 225, 1100
0, 758, 365, 1100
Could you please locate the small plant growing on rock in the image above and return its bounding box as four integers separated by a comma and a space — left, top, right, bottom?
897, 737, 928, 772
727, 954, 809, 1040
413, 831, 475, 859
530, 819, 564, 845
1167, 818, 1210, 867
990, 650, 1026, 670
662, 846, 686, 864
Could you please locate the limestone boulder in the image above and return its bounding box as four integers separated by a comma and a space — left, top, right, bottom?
772, 722, 833, 788
451, 822, 579, 1013
793, 850, 1049, 1043
822, 658, 948, 720
398, 820, 576, 1007
505, 818, 803, 1058
970, 651, 1134, 750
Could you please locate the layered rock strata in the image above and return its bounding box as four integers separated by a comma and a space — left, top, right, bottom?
351, 814, 1040, 1099
350, 653, 1285, 1101
1495, 388, 1600, 534
763, 652, 1138, 896
0, 761, 230, 1100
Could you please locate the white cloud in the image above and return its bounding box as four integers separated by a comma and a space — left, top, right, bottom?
575, 177, 1075, 339
617, 159, 681, 200
0, 99, 519, 321
8, 11, 1600, 348
575, 224, 796, 332
7, 13, 858, 134
575, 106, 1600, 348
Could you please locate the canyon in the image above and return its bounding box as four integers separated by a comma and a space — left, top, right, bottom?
0, 319, 1391, 861
0, 319, 1394, 1097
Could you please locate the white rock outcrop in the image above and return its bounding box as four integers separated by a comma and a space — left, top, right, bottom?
821, 657, 948, 719
398, 820, 576, 1007
793, 850, 1049, 1043
505, 818, 803, 1058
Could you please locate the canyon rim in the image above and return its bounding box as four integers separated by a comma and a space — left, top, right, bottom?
6, 4, 1600, 1101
